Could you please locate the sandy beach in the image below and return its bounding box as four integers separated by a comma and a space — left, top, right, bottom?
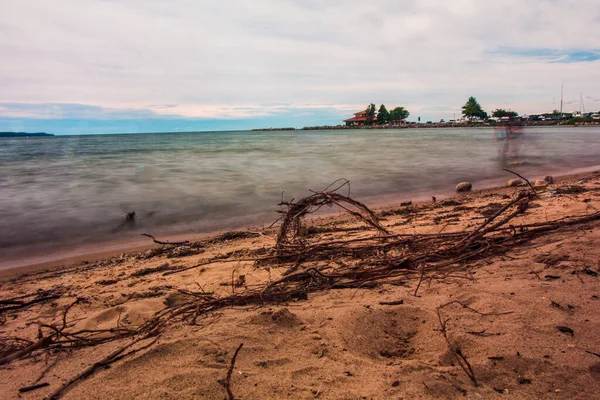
1, 171, 600, 399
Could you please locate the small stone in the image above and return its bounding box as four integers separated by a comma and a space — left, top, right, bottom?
507, 178, 524, 187
534, 180, 548, 191
544, 175, 554, 184
391, 380, 400, 387
456, 182, 472, 192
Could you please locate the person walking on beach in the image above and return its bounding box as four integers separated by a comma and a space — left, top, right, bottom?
494, 123, 510, 161
507, 123, 524, 159
495, 122, 525, 162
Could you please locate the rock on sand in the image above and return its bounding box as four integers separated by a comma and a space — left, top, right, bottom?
507, 178, 524, 187
534, 180, 548, 190
456, 182, 472, 192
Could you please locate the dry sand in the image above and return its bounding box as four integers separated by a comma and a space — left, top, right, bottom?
1, 172, 600, 399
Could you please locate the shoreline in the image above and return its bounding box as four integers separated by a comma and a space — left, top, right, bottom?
3, 165, 599, 278
300, 120, 600, 131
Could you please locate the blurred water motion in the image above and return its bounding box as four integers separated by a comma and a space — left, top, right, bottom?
1, 127, 599, 262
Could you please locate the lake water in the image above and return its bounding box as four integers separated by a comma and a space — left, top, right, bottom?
1, 126, 599, 267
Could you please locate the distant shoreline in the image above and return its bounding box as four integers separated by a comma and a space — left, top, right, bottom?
300, 120, 600, 130
12, 123, 598, 136
251, 127, 296, 131
250, 120, 600, 132
0, 131, 54, 137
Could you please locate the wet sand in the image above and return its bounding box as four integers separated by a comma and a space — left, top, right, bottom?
2, 165, 599, 276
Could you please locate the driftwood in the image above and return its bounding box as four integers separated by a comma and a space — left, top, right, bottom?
2, 181, 600, 397
141, 233, 189, 246
43, 335, 159, 400
276, 179, 389, 251
19, 383, 50, 393
0, 290, 63, 313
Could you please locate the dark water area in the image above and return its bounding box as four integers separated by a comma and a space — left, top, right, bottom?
1, 127, 599, 268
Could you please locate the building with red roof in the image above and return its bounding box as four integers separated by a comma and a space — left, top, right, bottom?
344, 110, 375, 126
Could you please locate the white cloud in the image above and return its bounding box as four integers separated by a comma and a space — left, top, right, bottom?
1, 0, 599, 124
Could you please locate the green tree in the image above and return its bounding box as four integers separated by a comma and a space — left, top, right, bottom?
389, 106, 410, 121
492, 109, 519, 118
461, 96, 488, 120
377, 104, 390, 124
365, 103, 376, 125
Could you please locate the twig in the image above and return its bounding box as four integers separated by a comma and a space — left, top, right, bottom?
0, 293, 62, 313
141, 233, 189, 246
19, 383, 50, 393
436, 306, 479, 387
218, 343, 244, 400
379, 300, 404, 305
435, 301, 513, 387
502, 168, 537, 196
414, 263, 427, 297
585, 350, 600, 358
33, 354, 63, 385
43, 335, 157, 400
467, 330, 502, 337
440, 300, 514, 317
0, 336, 53, 366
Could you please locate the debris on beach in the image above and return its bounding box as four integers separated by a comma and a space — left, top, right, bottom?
456, 181, 472, 192
507, 178, 524, 187
2, 173, 600, 399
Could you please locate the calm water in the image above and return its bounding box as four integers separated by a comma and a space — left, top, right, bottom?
1, 127, 599, 265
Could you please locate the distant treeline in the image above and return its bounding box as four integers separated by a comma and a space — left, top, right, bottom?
251, 127, 296, 131
0, 132, 54, 137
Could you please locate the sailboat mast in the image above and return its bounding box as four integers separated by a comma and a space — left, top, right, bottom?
560, 84, 563, 116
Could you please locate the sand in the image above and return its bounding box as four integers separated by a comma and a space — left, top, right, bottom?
1, 172, 600, 399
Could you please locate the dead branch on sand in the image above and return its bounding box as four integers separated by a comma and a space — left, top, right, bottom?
3, 181, 600, 397
0, 289, 64, 314
275, 179, 389, 251
218, 343, 244, 400
141, 233, 189, 246
436, 301, 514, 386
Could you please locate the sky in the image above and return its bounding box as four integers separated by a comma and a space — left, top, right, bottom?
1, 0, 600, 134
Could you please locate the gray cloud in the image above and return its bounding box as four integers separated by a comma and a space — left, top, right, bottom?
1, 0, 599, 122
0, 103, 165, 119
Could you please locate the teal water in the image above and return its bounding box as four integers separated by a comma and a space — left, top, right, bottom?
1, 127, 599, 264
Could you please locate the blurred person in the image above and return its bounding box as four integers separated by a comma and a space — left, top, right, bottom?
507, 122, 525, 159
494, 122, 510, 161
495, 121, 525, 163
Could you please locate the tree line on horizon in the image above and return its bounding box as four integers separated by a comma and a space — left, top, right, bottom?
461, 96, 519, 120
359, 97, 598, 126
363, 103, 410, 125
363, 98, 523, 124
461, 96, 598, 122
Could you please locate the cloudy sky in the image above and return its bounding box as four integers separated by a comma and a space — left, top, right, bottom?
1, 0, 599, 134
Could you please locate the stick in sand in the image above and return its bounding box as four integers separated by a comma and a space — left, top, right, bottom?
218, 343, 244, 400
